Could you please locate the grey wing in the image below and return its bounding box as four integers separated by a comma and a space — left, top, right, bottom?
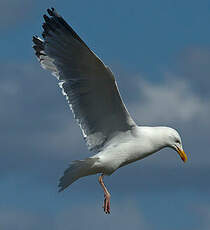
32, 8, 136, 152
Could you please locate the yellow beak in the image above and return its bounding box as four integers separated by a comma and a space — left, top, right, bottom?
176, 147, 188, 163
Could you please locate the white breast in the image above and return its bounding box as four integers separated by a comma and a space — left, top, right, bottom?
93, 126, 164, 175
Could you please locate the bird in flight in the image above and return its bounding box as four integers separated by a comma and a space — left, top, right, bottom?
33, 8, 187, 214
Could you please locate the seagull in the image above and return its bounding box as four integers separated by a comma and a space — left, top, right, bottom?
32, 8, 187, 214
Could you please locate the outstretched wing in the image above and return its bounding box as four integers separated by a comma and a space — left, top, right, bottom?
32, 8, 136, 152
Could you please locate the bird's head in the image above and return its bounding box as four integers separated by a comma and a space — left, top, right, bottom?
166, 128, 187, 163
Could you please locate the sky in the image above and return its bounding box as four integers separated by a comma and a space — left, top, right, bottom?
1, 0, 210, 229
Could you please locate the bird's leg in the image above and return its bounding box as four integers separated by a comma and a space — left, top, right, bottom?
98, 174, 111, 214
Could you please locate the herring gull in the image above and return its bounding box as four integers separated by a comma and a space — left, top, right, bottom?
32, 8, 187, 214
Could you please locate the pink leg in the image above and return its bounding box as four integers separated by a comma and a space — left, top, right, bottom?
98, 174, 111, 214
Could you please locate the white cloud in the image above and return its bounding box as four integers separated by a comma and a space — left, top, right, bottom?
1, 61, 210, 187
45, 120, 87, 158
55, 200, 149, 230
0, 201, 149, 230
174, 46, 210, 97
130, 75, 210, 125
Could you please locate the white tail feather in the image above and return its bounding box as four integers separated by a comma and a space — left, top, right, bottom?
58, 157, 100, 192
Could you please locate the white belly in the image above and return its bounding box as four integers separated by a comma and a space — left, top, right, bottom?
93, 129, 158, 175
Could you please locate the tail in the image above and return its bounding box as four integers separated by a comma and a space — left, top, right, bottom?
58, 157, 100, 192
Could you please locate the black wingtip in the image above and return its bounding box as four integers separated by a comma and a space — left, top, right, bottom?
42, 23, 47, 30
47, 8, 53, 16
47, 7, 56, 16
32, 35, 37, 41
32, 36, 43, 46
43, 14, 50, 22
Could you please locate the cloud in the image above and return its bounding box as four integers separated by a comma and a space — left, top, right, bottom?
0, 62, 85, 177
173, 46, 210, 97
55, 200, 149, 230
1, 4, 210, 230
1, 56, 210, 191
130, 76, 210, 125
126, 70, 210, 172
1, 53, 210, 229
0, 201, 149, 230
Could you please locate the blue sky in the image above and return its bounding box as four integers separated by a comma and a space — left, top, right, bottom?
1, 0, 210, 229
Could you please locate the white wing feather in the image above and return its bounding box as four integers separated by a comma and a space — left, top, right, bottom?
33, 8, 136, 152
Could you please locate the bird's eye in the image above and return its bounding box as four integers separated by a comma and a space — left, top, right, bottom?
176, 139, 180, 144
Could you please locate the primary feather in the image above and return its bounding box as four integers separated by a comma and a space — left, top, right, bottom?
33, 8, 136, 153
